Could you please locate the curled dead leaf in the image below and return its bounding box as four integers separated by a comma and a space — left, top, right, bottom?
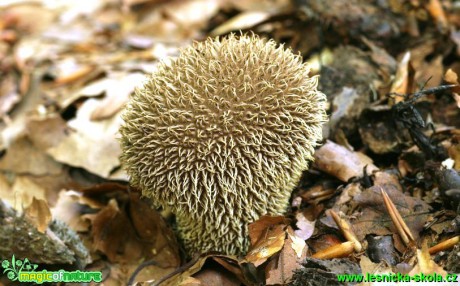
24, 197, 51, 233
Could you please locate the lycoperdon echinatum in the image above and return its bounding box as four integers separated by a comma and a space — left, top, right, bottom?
119, 33, 327, 255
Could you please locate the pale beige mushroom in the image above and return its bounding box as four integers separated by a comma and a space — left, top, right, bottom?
119, 33, 327, 256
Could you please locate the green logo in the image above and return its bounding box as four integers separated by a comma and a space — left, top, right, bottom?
2, 255, 38, 281
2, 255, 102, 284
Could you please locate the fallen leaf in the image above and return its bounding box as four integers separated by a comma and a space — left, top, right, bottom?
291, 257, 361, 286
445, 68, 459, 84
47, 98, 122, 178
247, 215, 288, 246
226, 0, 292, 14
426, 0, 448, 32
179, 277, 202, 286
51, 190, 92, 232
26, 115, 69, 151
0, 174, 47, 210
409, 244, 447, 276
24, 197, 51, 233
52, 60, 94, 86
0, 3, 55, 36
87, 199, 129, 262
129, 0, 219, 42
210, 11, 270, 36
245, 221, 286, 267
192, 264, 241, 286
359, 255, 394, 286
90, 72, 145, 121
294, 211, 315, 241
343, 172, 430, 247
212, 256, 253, 285
444, 68, 460, 107
162, 254, 229, 286
0, 135, 63, 176
265, 230, 305, 285
0, 73, 20, 116
390, 52, 414, 98
287, 227, 307, 259
314, 140, 379, 182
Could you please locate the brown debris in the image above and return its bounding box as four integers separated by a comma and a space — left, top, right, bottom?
381, 189, 416, 247
314, 140, 379, 182
312, 241, 355, 260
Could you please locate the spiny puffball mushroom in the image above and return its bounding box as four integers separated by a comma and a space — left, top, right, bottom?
119, 33, 327, 255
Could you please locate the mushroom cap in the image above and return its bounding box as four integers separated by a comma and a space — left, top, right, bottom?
119, 33, 327, 255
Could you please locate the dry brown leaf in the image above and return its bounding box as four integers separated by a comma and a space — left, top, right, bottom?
426, 0, 448, 32
358, 255, 397, 286
444, 68, 460, 108
128, 193, 180, 266
0, 71, 44, 149
0, 135, 63, 176
362, 37, 397, 79
24, 197, 51, 233
87, 199, 129, 262
445, 68, 459, 84
162, 0, 220, 27
246, 217, 288, 267
372, 171, 403, 192
162, 255, 209, 286
390, 52, 414, 98
349, 173, 430, 244
0, 3, 55, 36
162, 255, 245, 286
52, 60, 94, 86
102, 259, 174, 286
336, 182, 362, 207
60, 77, 112, 109
51, 190, 92, 232
299, 183, 336, 205
294, 211, 315, 241
0, 174, 47, 210
265, 229, 306, 285
122, 0, 168, 8
0, 73, 20, 116
226, 0, 292, 13
247, 215, 288, 246
212, 256, 251, 285
83, 194, 179, 268
287, 227, 307, 259
14, 38, 68, 71
26, 115, 69, 151
129, 0, 219, 42
179, 277, 203, 286
192, 266, 241, 286
47, 98, 122, 178
82, 192, 180, 285
448, 142, 460, 171
409, 244, 447, 276
415, 55, 443, 89
89, 72, 145, 121
314, 140, 379, 182
320, 170, 431, 256
210, 11, 270, 36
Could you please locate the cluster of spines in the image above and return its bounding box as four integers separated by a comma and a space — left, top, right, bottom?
119, 33, 327, 255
